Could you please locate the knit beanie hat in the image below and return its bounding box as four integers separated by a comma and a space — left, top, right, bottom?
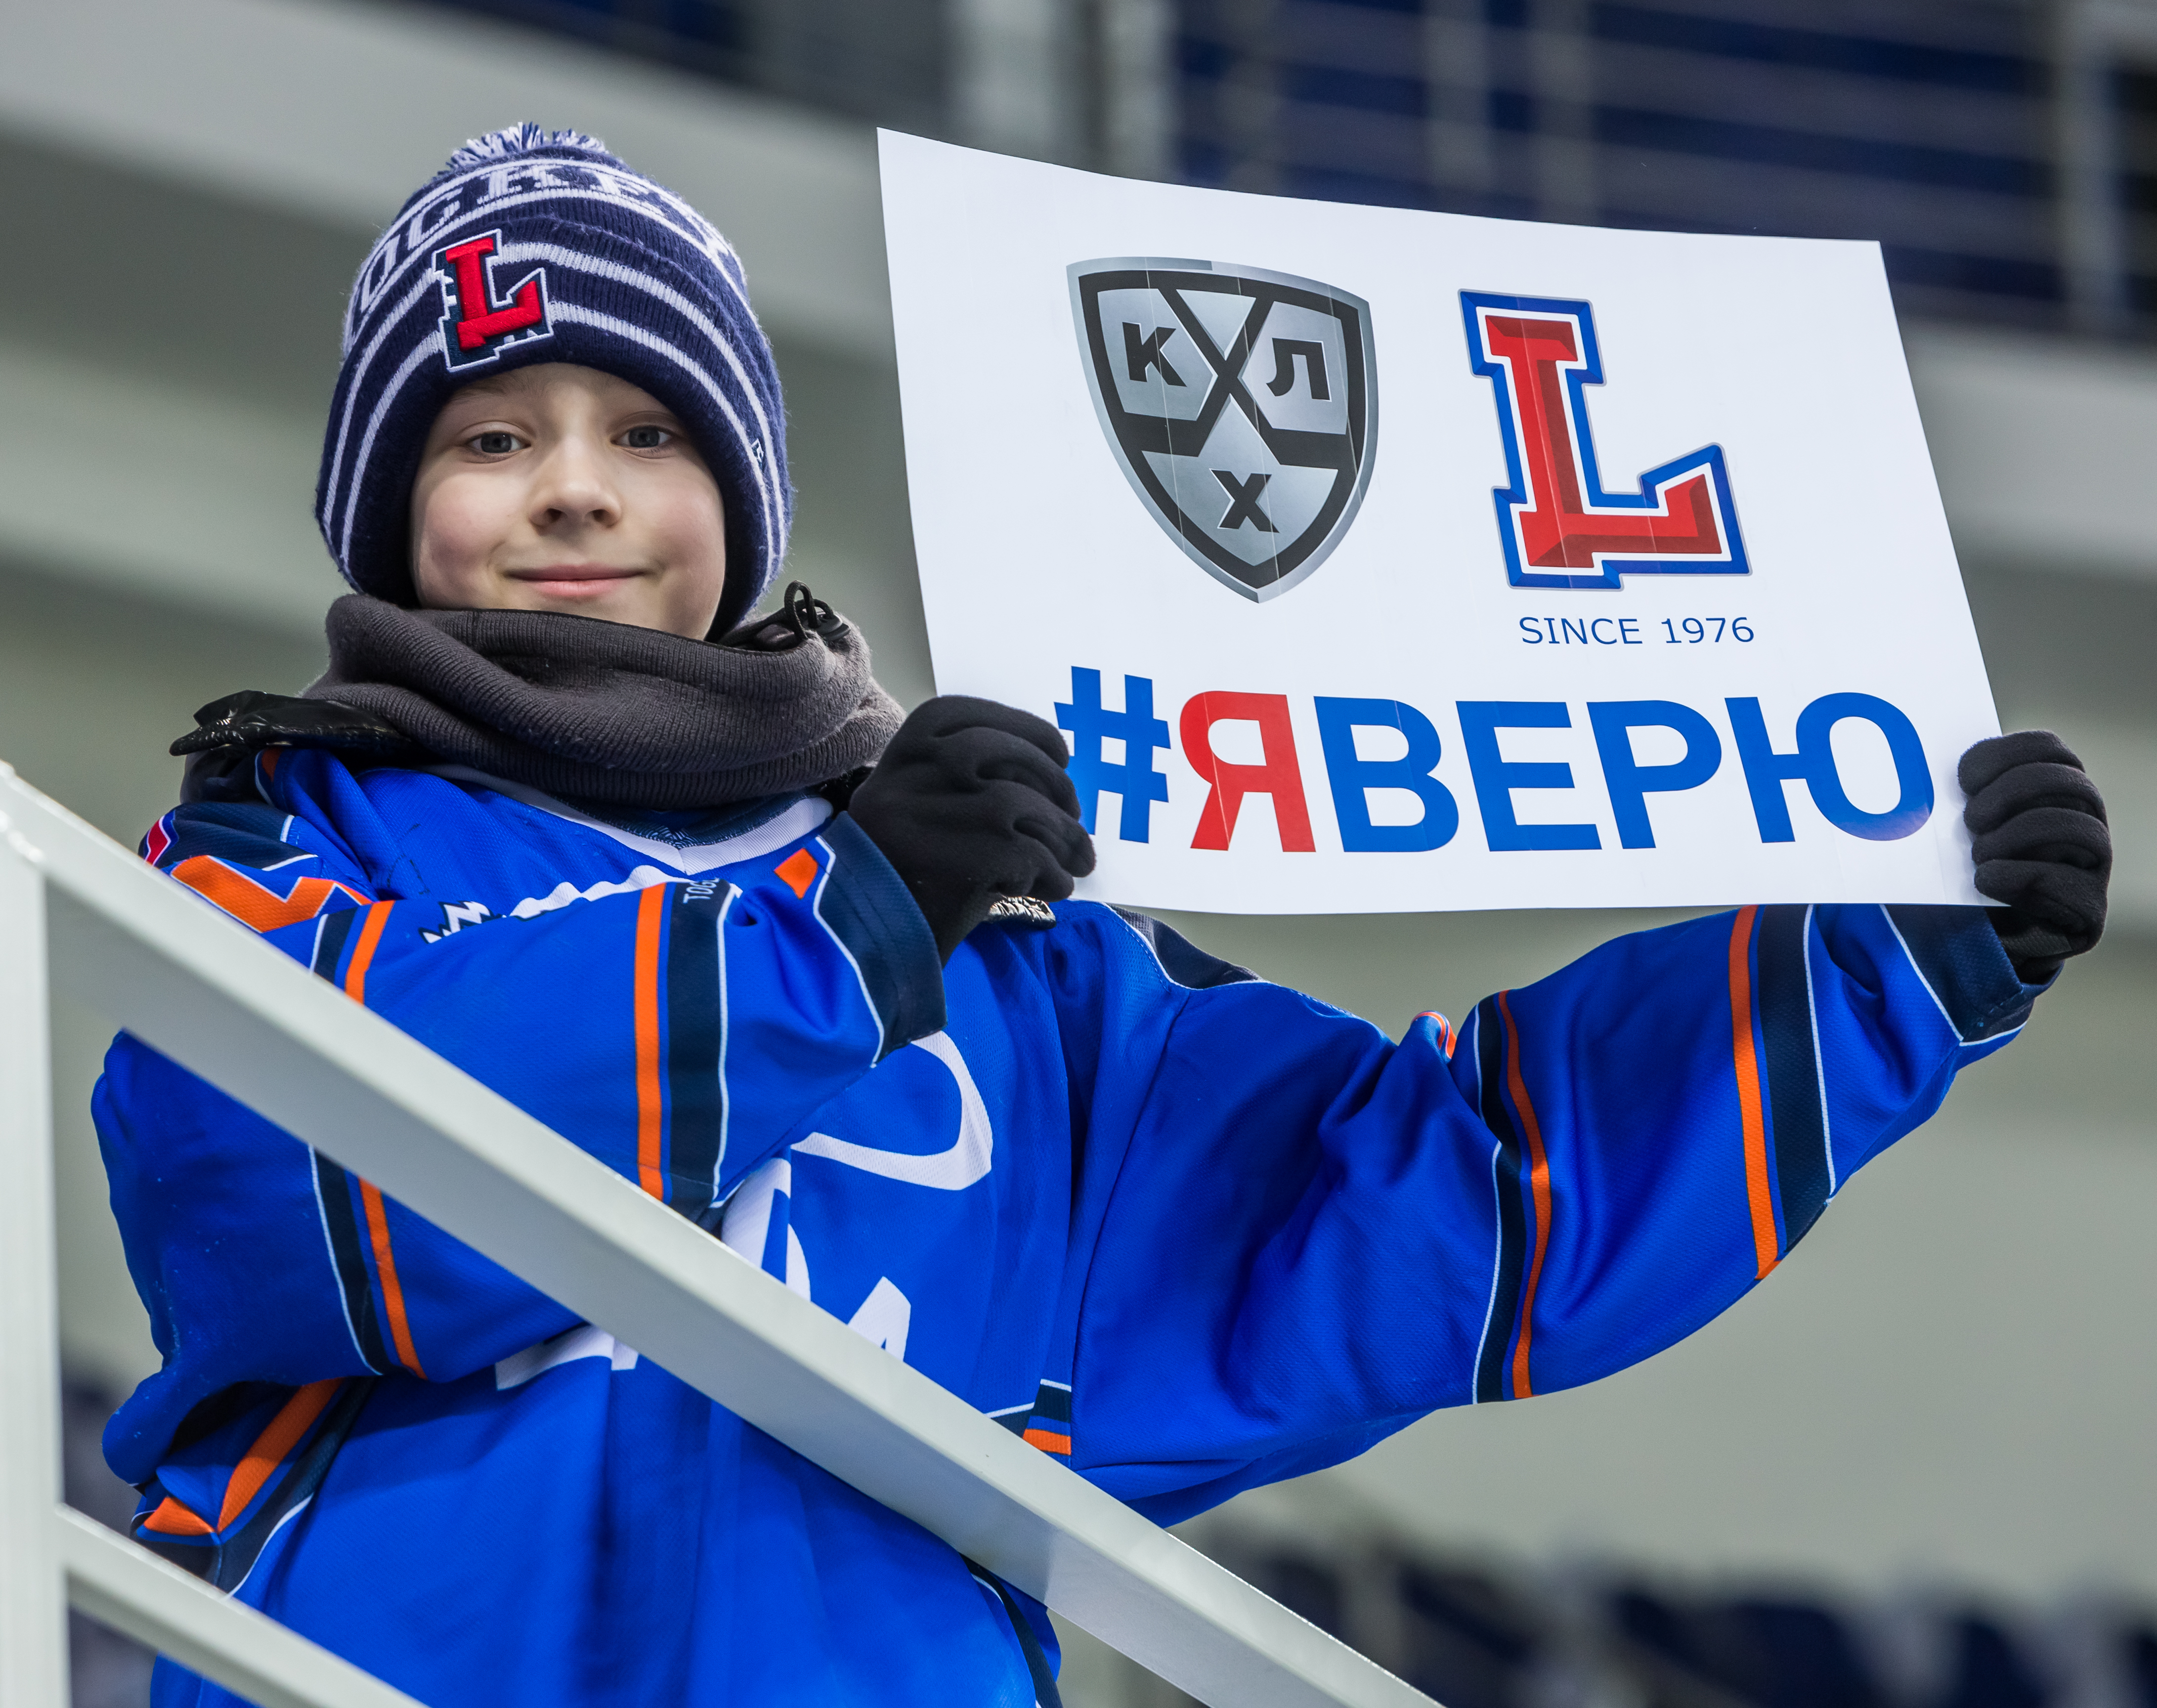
315, 125, 791, 636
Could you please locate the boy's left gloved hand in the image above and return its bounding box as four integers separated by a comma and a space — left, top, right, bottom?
1960, 730, 2111, 982
847, 695, 1096, 964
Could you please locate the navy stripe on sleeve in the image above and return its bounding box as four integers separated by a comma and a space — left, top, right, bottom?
1756, 904, 1831, 1253
666, 882, 732, 1213
305, 909, 390, 1371
816, 813, 946, 1059
155, 802, 299, 871
1025, 1379, 1072, 1431
311, 1154, 390, 1374
1110, 909, 1259, 988
1883, 904, 2040, 1042
1471, 997, 1529, 1405
309, 906, 359, 981
205, 1377, 376, 1593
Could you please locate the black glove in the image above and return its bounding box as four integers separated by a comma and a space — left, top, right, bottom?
846, 696, 1096, 963
171, 690, 416, 759
1960, 730, 2110, 982
171, 690, 423, 805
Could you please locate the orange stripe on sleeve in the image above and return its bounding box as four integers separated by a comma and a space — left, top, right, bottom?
1022, 1428, 1072, 1455
216, 1379, 340, 1531
359, 1179, 427, 1377
340, 897, 426, 1371
633, 882, 667, 1200
1497, 989, 1554, 1401
1417, 1011, 1458, 1059
1727, 905, 1780, 1280
342, 901, 394, 1003
171, 856, 369, 935
141, 1496, 213, 1537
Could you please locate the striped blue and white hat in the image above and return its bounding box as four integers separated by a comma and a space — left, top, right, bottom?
315, 125, 791, 636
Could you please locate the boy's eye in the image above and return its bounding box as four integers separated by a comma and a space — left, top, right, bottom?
621, 425, 671, 450
470, 430, 521, 455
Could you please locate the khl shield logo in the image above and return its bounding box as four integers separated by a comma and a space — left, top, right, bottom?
1070, 259, 1377, 601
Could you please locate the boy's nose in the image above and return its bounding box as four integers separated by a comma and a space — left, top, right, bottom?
530, 437, 620, 529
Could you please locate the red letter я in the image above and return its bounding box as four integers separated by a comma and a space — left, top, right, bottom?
440, 234, 544, 351
1180, 692, 1316, 853
1484, 314, 1725, 570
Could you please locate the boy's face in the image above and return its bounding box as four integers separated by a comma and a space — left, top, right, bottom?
410, 363, 728, 638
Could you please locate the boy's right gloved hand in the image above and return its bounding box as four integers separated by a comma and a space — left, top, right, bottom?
846, 695, 1096, 964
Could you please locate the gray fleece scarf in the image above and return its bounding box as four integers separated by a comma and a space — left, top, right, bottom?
305, 595, 903, 810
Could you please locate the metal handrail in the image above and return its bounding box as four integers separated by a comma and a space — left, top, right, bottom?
0, 763, 1435, 1708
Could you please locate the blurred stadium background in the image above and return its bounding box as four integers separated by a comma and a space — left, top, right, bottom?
4, 0, 2156, 1702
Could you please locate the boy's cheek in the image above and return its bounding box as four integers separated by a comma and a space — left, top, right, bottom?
412, 475, 517, 607
625, 459, 726, 551
633, 473, 729, 626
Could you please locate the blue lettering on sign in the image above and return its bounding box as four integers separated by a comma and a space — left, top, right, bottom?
1726, 693, 1933, 843
1456, 702, 1601, 852
1055, 669, 1172, 842
1313, 698, 1460, 852
1052, 670, 1935, 854
1587, 700, 1725, 850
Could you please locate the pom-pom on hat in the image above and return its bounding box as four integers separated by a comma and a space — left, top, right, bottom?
315, 125, 790, 636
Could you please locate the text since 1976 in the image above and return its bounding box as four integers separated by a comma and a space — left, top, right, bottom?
1520, 616, 1755, 646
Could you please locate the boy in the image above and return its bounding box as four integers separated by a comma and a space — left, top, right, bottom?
100, 128, 2109, 1708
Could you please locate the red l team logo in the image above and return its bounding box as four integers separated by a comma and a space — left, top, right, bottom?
434, 230, 553, 371
1462, 292, 1748, 590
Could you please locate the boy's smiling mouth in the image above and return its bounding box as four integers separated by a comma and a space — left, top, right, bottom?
506, 563, 649, 599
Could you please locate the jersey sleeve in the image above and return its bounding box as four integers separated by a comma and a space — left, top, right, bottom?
99, 800, 939, 1484
1054, 902, 2043, 1524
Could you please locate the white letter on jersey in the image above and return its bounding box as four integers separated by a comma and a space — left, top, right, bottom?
793, 1031, 992, 1190
847, 1278, 911, 1362
719, 1157, 812, 1298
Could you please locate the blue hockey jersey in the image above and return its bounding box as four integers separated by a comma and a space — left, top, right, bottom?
96, 749, 2044, 1707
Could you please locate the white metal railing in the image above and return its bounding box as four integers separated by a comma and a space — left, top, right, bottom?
0, 762, 1436, 1708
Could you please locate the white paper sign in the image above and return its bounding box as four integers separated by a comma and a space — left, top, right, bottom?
879, 131, 1997, 914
